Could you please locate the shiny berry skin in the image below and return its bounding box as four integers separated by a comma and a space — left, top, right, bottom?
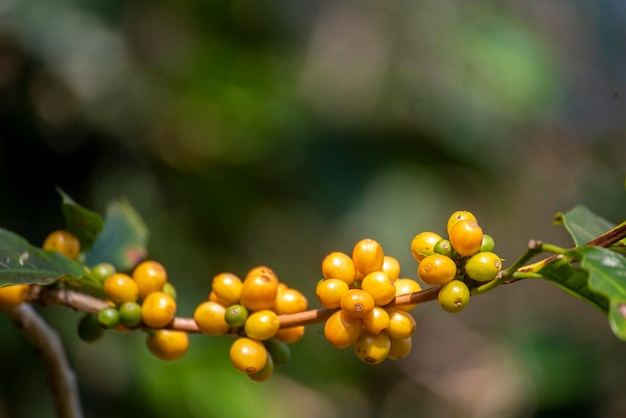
42, 230, 80, 260
321, 251, 356, 285
118, 301, 142, 327
434, 239, 455, 258
340, 288, 375, 319
132, 260, 168, 299
417, 254, 457, 286
324, 310, 363, 348
162, 282, 177, 300
382, 256, 401, 281
230, 337, 268, 374
438, 280, 470, 313
449, 219, 483, 257
0, 284, 29, 308
316, 278, 349, 309
410, 232, 443, 262
240, 271, 279, 311
91, 263, 116, 284
388, 336, 412, 360
352, 238, 384, 276
141, 291, 176, 328
353, 331, 390, 364
224, 304, 248, 329
77, 313, 104, 343
386, 309, 416, 339
362, 306, 390, 334
480, 234, 496, 253
274, 326, 305, 344
272, 288, 308, 314
211, 272, 243, 306
244, 310, 280, 341
146, 329, 189, 361
103, 273, 139, 306
98, 306, 120, 329
361, 271, 396, 306
245, 265, 278, 282
465, 252, 502, 282
194, 301, 230, 335
446, 210, 477, 236
393, 278, 422, 311
248, 353, 274, 382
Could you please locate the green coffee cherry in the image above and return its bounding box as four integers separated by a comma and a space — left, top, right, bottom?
465, 251, 502, 282
438, 280, 470, 314
162, 282, 177, 300
91, 262, 116, 283
98, 306, 120, 329
480, 234, 495, 253
434, 239, 455, 258
263, 338, 291, 367
77, 313, 104, 343
119, 301, 142, 327
224, 304, 248, 329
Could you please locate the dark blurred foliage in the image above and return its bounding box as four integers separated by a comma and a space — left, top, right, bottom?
0, 1, 625, 417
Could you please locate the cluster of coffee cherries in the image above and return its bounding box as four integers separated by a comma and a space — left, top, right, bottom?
193, 266, 308, 382
317, 239, 421, 364
411, 210, 502, 313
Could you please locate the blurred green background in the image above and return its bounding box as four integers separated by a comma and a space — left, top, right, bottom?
0, 1, 625, 417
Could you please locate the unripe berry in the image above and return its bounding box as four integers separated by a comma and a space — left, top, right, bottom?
91, 263, 116, 284
224, 304, 248, 329
263, 338, 291, 367
247, 352, 274, 382
98, 306, 120, 329
77, 313, 104, 343
438, 280, 470, 313
480, 234, 495, 253
465, 252, 502, 282
118, 301, 142, 327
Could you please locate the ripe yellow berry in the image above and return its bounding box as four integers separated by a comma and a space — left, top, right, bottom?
248, 352, 274, 382
321, 251, 356, 285
146, 329, 189, 361
141, 291, 176, 328
352, 238, 384, 276
465, 252, 502, 282
382, 255, 401, 281
0, 284, 29, 308
103, 273, 139, 305
447, 210, 477, 236
244, 310, 280, 341
340, 288, 375, 319
274, 326, 305, 344
211, 272, 243, 306
240, 271, 279, 311
353, 331, 390, 364
449, 219, 483, 257
360, 271, 396, 306
194, 301, 230, 335
362, 306, 390, 334
316, 278, 350, 309
230, 337, 268, 374
272, 288, 308, 314
386, 309, 416, 339
388, 336, 412, 360
324, 310, 363, 348
42, 230, 80, 260
410, 232, 443, 262
417, 254, 457, 286
393, 278, 422, 311
132, 260, 168, 299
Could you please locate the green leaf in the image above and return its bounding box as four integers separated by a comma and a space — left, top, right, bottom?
538, 255, 609, 316
554, 205, 616, 246
0, 228, 98, 290
572, 246, 626, 340
57, 188, 104, 252
83, 198, 148, 272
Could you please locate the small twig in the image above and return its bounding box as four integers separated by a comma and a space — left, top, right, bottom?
0, 303, 84, 418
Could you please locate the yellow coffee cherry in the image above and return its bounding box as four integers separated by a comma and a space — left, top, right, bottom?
353, 331, 390, 364
230, 337, 268, 374
193, 300, 230, 335
465, 252, 502, 282
132, 260, 168, 299
362, 306, 390, 334
146, 329, 189, 361
340, 288, 375, 319
272, 288, 308, 314
42, 230, 80, 260
388, 336, 412, 360
0, 284, 30, 308
141, 291, 176, 328
248, 353, 274, 382
274, 326, 305, 344
410, 232, 443, 262
321, 251, 357, 285
393, 278, 422, 311
324, 310, 363, 348
382, 255, 401, 281
244, 310, 280, 341
316, 278, 350, 309
386, 309, 416, 339
360, 271, 396, 306
449, 219, 483, 257
240, 271, 279, 311
352, 238, 384, 276
417, 254, 457, 286
103, 273, 139, 305
211, 272, 243, 306
245, 265, 279, 282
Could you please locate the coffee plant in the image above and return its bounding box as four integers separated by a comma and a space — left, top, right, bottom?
0, 188, 624, 418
